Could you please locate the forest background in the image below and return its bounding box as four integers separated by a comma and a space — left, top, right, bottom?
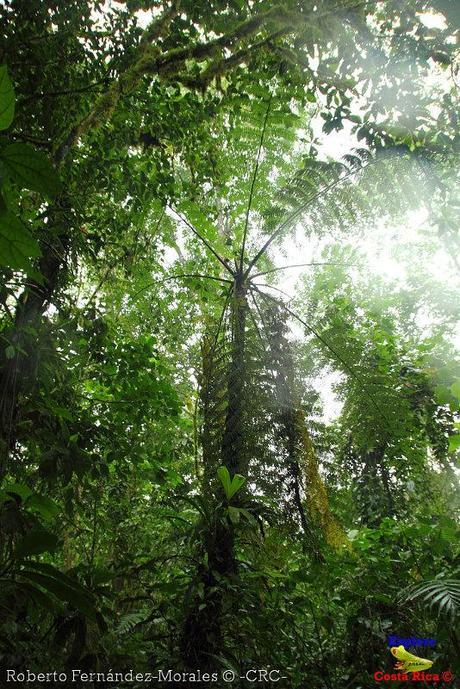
0, 1, 459, 687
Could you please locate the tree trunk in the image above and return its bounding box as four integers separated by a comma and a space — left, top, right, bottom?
0, 231, 68, 480
181, 277, 247, 671
221, 278, 247, 477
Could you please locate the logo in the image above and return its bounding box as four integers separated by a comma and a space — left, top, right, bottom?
387, 635, 436, 648
390, 645, 433, 672
373, 639, 454, 684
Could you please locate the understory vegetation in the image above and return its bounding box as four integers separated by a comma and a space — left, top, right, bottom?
0, 1, 459, 687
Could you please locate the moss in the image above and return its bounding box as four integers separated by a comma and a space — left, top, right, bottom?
296, 409, 350, 550
78, 87, 119, 136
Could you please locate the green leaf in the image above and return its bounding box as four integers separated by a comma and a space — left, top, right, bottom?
448, 435, 460, 452
434, 384, 451, 405
5, 482, 33, 501
227, 505, 240, 525
25, 561, 83, 588
20, 570, 95, 620
227, 473, 246, 499
217, 466, 246, 500
26, 494, 59, 521
450, 379, 460, 401
16, 528, 59, 557
0, 65, 15, 131
217, 466, 232, 498
1, 143, 62, 198
50, 405, 74, 421
0, 211, 41, 271
15, 581, 59, 613
228, 506, 258, 527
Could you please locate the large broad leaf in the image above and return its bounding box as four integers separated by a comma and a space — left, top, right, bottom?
217, 466, 232, 497
19, 562, 97, 620
25, 494, 60, 521
0, 65, 14, 130
16, 528, 59, 557
13, 581, 58, 613
4, 482, 33, 501
227, 474, 246, 499
217, 466, 246, 500
1, 143, 62, 197
0, 211, 41, 270
1, 485, 59, 520
0, 580, 57, 616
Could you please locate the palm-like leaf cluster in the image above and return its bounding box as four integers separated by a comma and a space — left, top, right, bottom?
401, 578, 460, 619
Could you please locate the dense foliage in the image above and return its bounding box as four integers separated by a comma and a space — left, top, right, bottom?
0, 1, 459, 687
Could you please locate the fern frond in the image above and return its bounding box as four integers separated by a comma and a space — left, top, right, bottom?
116, 611, 150, 637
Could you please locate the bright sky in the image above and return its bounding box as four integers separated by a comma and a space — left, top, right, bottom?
266, 107, 459, 422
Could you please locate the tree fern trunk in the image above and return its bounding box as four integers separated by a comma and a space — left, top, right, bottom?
181, 277, 247, 673
222, 278, 248, 477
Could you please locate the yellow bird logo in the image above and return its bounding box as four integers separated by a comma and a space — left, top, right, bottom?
390, 645, 434, 673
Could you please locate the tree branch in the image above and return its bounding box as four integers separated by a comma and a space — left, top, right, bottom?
53, 0, 181, 162
169, 206, 234, 276
53, 5, 315, 162
251, 282, 293, 300
177, 30, 288, 90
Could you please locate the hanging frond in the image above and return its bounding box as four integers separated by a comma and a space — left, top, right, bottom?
252, 297, 348, 552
